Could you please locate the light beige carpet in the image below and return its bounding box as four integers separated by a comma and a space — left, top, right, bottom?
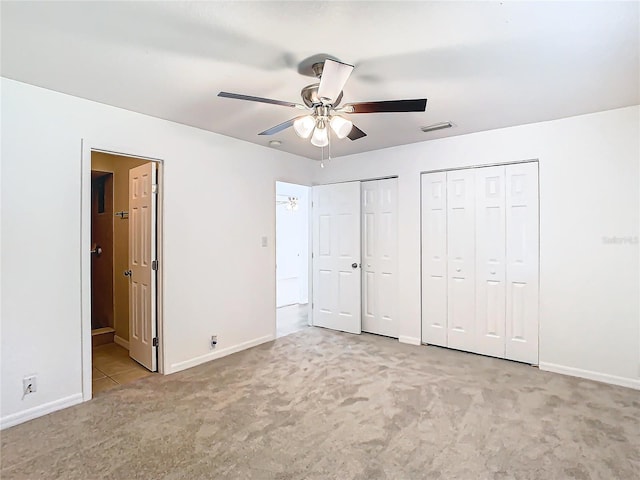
2, 328, 639, 479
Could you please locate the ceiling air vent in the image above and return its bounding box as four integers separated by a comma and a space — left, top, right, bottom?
421, 122, 453, 133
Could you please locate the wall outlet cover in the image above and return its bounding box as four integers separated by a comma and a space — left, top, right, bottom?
23, 375, 37, 395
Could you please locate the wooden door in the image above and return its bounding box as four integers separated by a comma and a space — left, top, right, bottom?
90, 172, 114, 330
128, 162, 157, 371
421, 172, 448, 346
361, 178, 398, 338
475, 166, 507, 358
505, 162, 539, 364
312, 182, 361, 334
446, 169, 476, 352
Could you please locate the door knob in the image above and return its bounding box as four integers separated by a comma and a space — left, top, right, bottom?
351, 263, 358, 269
456, 268, 461, 272
90, 245, 102, 257
490, 271, 496, 275
124, 270, 132, 277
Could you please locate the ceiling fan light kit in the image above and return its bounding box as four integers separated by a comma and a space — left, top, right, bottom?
330, 115, 353, 139
293, 116, 315, 138
218, 56, 428, 157
311, 118, 329, 147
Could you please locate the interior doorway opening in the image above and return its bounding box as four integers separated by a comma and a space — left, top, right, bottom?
275, 181, 311, 338
89, 151, 160, 394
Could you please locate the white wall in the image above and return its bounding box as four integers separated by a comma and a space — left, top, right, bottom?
275, 182, 310, 307
314, 106, 640, 388
0, 78, 314, 427
2, 77, 637, 430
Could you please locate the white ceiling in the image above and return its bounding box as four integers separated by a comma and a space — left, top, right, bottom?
2, 1, 638, 160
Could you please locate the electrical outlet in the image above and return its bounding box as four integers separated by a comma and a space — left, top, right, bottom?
210, 335, 218, 349
23, 375, 37, 396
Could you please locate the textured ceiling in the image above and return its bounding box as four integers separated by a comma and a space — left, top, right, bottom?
2, 1, 638, 160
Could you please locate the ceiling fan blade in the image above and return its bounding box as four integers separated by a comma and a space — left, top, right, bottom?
347, 125, 367, 141
344, 98, 427, 114
258, 117, 298, 136
317, 59, 354, 104
218, 92, 305, 109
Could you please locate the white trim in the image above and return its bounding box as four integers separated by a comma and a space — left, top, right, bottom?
169, 334, 275, 374
81, 139, 167, 404
1, 393, 83, 430
399, 335, 421, 346
114, 335, 130, 350
81, 139, 92, 402
539, 362, 640, 390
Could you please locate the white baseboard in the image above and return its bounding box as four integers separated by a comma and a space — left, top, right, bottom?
1, 393, 83, 430
169, 334, 275, 374
114, 335, 129, 350
539, 362, 640, 390
398, 335, 421, 346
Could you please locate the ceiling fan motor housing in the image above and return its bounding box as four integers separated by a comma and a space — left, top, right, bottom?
301, 83, 343, 109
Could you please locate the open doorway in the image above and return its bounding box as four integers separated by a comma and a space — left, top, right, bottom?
276, 181, 311, 338
90, 151, 161, 394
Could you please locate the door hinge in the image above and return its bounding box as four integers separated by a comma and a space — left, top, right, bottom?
151, 260, 158, 271
152, 337, 159, 347
152, 184, 159, 194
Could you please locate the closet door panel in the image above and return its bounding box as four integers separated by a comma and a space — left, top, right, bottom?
361, 178, 398, 338
446, 169, 476, 352
376, 178, 398, 337
421, 173, 448, 346
505, 163, 539, 364
361, 181, 378, 335
475, 166, 507, 358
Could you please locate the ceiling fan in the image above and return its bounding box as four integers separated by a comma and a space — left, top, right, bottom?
218, 57, 427, 148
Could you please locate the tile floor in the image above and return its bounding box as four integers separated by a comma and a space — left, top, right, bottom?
92, 343, 153, 395
276, 304, 309, 338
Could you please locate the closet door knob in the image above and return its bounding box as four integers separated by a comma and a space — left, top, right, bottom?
456, 268, 461, 272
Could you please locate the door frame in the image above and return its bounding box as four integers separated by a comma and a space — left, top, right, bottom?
81, 139, 165, 401
273, 180, 313, 337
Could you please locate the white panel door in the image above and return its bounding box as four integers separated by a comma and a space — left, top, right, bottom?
505, 163, 539, 364
421, 172, 448, 346
312, 182, 361, 334
361, 178, 398, 338
128, 162, 157, 371
447, 169, 476, 352
475, 166, 507, 358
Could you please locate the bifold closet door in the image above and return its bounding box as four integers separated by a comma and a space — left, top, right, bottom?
361, 178, 398, 338
475, 166, 507, 358
421, 163, 539, 364
421, 173, 448, 346
446, 169, 476, 352
505, 163, 539, 364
